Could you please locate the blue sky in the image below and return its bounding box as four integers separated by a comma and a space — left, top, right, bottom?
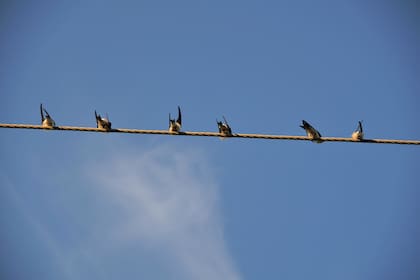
1, 1, 419, 279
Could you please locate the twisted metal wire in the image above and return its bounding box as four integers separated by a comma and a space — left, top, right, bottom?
0, 123, 419, 145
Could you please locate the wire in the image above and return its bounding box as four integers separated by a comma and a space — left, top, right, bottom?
0, 123, 419, 145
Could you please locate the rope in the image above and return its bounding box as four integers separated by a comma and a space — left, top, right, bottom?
0, 123, 419, 145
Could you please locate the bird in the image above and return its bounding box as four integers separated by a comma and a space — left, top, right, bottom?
300, 120, 323, 143
352, 121, 364, 140
95, 110, 112, 131
169, 106, 182, 132
217, 116, 232, 138
40, 104, 56, 128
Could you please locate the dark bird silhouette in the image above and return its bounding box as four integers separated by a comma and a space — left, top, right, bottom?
300, 120, 323, 143
352, 121, 364, 140
95, 110, 112, 131
217, 116, 232, 138
169, 106, 182, 132
40, 104, 56, 128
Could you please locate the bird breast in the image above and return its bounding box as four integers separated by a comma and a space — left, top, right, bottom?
352, 131, 363, 140
42, 118, 55, 128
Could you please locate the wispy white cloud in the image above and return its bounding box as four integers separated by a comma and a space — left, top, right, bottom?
86, 145, 241, 280
1, 143, 240, 279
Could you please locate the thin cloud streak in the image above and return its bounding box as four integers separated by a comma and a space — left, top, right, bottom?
88, 145, 241, 280
0, 175, 74, 280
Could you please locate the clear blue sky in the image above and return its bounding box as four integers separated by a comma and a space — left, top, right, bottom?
1, 1, 419, 279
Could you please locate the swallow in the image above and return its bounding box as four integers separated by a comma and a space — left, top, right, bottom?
95, 110, 112, 131
300, 120, 323, 143
217, 116, 232, 137
40, 104, 56, 128
351, 121, 364, 140
169, 106, 182, 132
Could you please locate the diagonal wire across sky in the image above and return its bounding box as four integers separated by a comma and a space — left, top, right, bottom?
1, 123, 419, 145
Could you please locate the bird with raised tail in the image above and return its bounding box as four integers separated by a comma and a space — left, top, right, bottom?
300, 120, 323, 143
352, 121, 364, 140
40, 104, 56, 128
95, 110, 112, 131
169, 106, 182, 132
217, 116, 232, 138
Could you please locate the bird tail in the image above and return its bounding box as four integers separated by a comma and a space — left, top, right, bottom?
40, 104, 45, 121
223, 116, 228, 125
177, 106, 182, 125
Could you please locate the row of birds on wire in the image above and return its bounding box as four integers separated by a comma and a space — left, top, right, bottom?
40, 103, 364, 143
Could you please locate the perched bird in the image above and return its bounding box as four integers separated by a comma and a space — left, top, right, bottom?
217, 116, 232, 138
352, 121, 364, 140
300, 120, 323, 143
40, 104, 56, 128
95, 110, 112, 131
169, 106, 182, 132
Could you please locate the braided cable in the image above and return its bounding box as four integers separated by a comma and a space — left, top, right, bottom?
0, 123, 419, 145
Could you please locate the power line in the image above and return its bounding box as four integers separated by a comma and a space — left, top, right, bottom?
1, 123, 419, 145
